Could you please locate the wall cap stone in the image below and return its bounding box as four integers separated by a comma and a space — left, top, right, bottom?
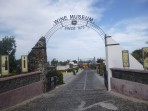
111, 68, 148, 74
0, 71, 42, 82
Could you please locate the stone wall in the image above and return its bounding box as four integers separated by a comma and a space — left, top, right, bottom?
111, 78, 148, 100
0, 72, 43, 110
111, 68, 148, 100
111, 68, 148, 85
0, 72, 41, 93
28, 37, 47, 72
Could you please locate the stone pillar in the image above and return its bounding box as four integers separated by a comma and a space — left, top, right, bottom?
28, 37, 48, 93
105, 35, 143, 91
28, 37, 47, 72
0, 55, 9, 76
105, 35, 111, 91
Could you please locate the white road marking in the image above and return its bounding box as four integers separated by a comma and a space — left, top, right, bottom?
75, 100, 118, 111
75, 101, 86, 111
78, 101, 86, 109
98, 102, 118, 110
83, 70, 87, 90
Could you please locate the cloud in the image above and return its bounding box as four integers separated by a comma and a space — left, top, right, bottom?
47, 28, 105, 61
0, 0, 105, 60
1, 0, 147, 61
107, 16, 148, 52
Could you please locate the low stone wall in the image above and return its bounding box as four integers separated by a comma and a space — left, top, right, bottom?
111, 68, 148, 100
111, 68, 148, 85
0, 72, 43, 110
0, 72, 41, 93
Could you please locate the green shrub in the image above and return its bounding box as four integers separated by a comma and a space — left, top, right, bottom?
74, 67, 79, 72
89, 64, 96, 69
67, 67, 79, 73
98, 63, 106, 76
99, 69, 104, 76
46, 70, 64, 85
67, 68, 73, 72
56, 70, 64, 85
11, 70, 17, 75
57, 70, 66, 72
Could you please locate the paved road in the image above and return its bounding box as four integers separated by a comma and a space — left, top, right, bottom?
5, 69, 148, 111
63, 69, 83, 84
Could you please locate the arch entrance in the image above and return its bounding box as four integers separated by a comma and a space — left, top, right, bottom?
44, 15, 110, 90
29, 15, 143, 92
45, 15, 105, 42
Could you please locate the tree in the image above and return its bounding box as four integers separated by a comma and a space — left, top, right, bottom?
131, 49, 143, 64
0, 36, 16, 55
0, 36, 17, 73
72, 60, 77, 63
97, 58, 104, 63
59, 61, 68, 66
51, 58, 58, 66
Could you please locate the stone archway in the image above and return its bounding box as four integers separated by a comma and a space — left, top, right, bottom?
44, 15, 111, 89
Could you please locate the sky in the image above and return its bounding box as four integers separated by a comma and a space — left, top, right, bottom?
0, 0, 148, 61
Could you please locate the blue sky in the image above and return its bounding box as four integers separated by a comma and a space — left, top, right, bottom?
99, 0, 148, 25
0, 0, 148, 61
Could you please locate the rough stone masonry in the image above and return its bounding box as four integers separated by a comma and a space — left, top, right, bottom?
28, 37, 47, 72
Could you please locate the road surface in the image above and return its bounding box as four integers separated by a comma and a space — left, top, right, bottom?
4, 69, 148, 111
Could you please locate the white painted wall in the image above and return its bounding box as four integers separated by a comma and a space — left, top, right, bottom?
105, 36, 143, 91
56, 65, 78, 70
107, 37, 143, 69
56, 65, 69, 70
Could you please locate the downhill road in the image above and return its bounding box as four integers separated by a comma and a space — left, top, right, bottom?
5, 69, 148, 111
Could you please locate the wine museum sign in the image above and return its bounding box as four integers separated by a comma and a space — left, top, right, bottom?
53, 15, 94, 30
